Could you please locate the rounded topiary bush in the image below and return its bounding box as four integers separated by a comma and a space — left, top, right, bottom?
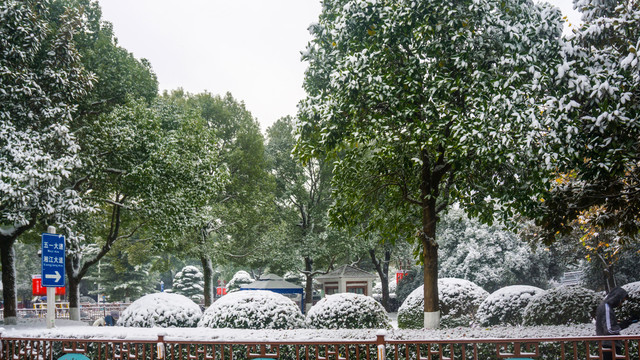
307, 293, 391, 329
522, 285, 601, 326
118, 292, 202, 327
620, 281, 640, 320
476, 285, 544, 326
397, 278, 489, 329
198, 290, 305, 329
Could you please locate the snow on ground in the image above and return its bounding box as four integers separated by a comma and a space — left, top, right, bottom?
2, 318, 639, 342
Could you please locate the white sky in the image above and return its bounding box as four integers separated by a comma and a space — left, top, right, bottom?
96, 0, 581, 132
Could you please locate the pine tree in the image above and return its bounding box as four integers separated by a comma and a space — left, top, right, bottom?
172, 266, 205, 303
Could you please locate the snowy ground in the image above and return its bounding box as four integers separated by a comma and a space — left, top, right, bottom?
1, 318, 639, 342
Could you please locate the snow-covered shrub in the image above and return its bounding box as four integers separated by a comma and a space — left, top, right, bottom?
522, 286, 601, 326
620, 281, 640, 320
172, 266, 204, 303
226, 270, 254, 292
118, 292, 202, 328
398, 278, 489, 329
306, 293, 391, 329
476, 285, 544, 326
199, 290, 304, 329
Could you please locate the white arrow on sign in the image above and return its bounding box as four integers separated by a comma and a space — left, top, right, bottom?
45, 271, 61, 283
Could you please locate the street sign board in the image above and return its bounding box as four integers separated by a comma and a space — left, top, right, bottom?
41, 233, 65, 287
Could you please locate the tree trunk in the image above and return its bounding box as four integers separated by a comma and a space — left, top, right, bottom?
201, 254, 214, 307
304, 256, 314, 314
68, 275, 81, 320
420, 149, 440, 329
422, 235, 439, 328
603, 263, 616, 293
370, 247, 392, 311
1, 241, 18, 324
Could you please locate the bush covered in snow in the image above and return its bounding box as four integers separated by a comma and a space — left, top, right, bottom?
476, 285, 544, 326
522, 286, 601, 326
398, 278, 489, 329
620, 281, 640, 320
118, 292, 202, 328
307, 293, 391, 329
226, 270, 254, 292
199, 290, 305, 329
172, 266, 204, 303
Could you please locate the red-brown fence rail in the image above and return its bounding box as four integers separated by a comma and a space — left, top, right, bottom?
1, 333, 639, 360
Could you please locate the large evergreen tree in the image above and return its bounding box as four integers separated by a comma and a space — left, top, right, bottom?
296, 0, 563, 327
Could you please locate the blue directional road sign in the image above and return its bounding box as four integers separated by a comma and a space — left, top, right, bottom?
41, 233, 65, 287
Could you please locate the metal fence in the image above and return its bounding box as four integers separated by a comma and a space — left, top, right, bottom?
1, 303, 130, 323
1, 333, 639, 360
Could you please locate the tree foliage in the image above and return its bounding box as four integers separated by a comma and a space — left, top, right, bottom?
65, 97, 225, 316
296, 0, 563, 327
0, 0, 93, 321
158, 90, 272, 306
533, 0, 640, 240
266, 117, 355, 312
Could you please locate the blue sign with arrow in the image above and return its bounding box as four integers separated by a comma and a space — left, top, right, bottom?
41, 233, 65, 287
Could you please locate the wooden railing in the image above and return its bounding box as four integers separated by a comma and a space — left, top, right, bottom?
1, 333, 639, 360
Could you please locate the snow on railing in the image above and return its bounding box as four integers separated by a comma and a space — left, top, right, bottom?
1, 333, 639, 360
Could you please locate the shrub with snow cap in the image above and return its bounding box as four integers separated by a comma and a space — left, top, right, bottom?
397, 278, 489, 329
522, 286, 600, 326
199, 290, 305, 329
226, 270, 254, 292
620, 281, 640, 320
118, 292, 202, 328
476, 285, 544, 326
306, 293, 391, 329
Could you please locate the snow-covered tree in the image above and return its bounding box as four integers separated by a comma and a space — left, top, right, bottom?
265, 117, 354, 313
0, 0, 92, 323
64, 97, 226, 320
172, 266, 204, 304
438, 207, 559, 292
530, 0, 640, 244
296, 0, 563, 328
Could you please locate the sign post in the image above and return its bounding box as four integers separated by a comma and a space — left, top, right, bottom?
42, 226, 65, 329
